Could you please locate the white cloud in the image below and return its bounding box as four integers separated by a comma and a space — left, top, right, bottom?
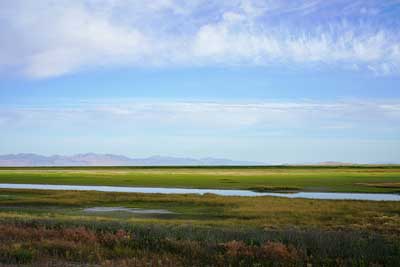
4, 1, 149, 78
1, 0, 400, 78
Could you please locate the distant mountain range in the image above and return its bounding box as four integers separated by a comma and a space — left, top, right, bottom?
0, 153, 265, 167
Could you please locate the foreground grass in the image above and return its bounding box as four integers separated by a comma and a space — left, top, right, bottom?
0, 189, 400, 266
1, 220, 399, 267
1, 166, 400, 193
1, 189, 400, 234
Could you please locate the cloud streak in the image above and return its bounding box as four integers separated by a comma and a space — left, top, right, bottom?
1, 0, 400, 78
1, 100, 399, 139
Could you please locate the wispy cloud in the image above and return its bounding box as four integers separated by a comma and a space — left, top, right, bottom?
1, 0, 400, 78
1, 100, 399, 139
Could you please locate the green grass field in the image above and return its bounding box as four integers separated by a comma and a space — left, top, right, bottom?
1, 166, 400, 193
1, 166, 400, 266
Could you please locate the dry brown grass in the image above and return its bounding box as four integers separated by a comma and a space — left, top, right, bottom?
1, 222, 398, 267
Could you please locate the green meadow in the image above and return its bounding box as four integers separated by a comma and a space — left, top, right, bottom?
1, 166, 400, 266
1, 166, 400, 193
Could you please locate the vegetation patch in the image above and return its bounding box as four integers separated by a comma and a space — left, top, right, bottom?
356, 182, 400, 189
0, 221, 399, 267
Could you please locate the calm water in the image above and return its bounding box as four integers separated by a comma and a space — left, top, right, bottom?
84, 207, 175, 214
0, 183, 399, 201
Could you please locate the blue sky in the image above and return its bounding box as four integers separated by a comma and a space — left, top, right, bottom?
1, 0, 400, 163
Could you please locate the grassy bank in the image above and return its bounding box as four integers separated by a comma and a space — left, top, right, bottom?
1, 166, 400, 193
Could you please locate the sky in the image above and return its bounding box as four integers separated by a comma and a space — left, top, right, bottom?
0, 0, 400, 164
